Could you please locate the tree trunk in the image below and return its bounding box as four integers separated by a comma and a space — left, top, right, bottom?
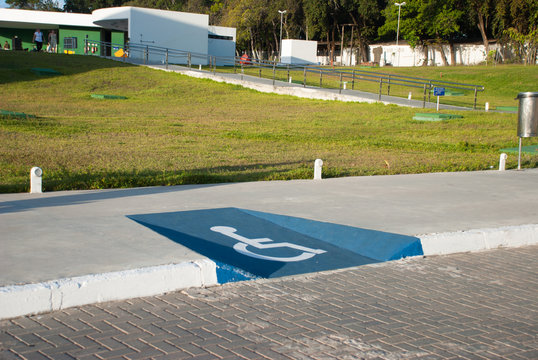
449, 42, 456, 65
422, 45, 429, 66
477, 14, 489, 56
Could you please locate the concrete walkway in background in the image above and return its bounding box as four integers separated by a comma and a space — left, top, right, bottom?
1, 169, 537, 319
146, 63, 474, 111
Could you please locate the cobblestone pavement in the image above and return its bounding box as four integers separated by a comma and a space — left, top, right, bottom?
1, 245, 537, 360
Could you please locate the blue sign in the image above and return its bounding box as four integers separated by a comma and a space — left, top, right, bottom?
128, 208, 423, 283
434, 87, 445, 96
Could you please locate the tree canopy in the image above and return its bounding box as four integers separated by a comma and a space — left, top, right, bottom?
4, 0, 537, 64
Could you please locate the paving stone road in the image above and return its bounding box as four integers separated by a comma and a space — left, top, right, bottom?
1, 245, 537, 360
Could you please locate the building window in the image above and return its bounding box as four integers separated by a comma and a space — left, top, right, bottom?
64, 37, 77, 49
208, 34, 233, 41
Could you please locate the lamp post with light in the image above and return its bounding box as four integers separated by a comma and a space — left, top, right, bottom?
395, 2, 406, 66
278, 10, 287, 62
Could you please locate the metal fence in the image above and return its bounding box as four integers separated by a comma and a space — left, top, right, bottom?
85, 39, 485, 109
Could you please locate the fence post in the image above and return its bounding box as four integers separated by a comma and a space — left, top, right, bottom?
241, 61, 244, 81
303, 67, 306, 87
188, 53, 191, 68
213, 57, 216, 74
144, 45, 148, 65
351, 69, 355, 90
387, 75, 391, 95
259, 67, 262, 78
473, 87, 478, 110
319, 70, 322, 88
339, 73, 343, 94
272, 60, 276, 86
423, 84, 427, 108
428, 81, 432, 103
234, 57, 236, 74
165, 49, 168, 69
287, 64, 290, 83
378, 78, 383, 101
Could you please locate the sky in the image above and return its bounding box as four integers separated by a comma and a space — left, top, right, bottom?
0, 0, 7, 8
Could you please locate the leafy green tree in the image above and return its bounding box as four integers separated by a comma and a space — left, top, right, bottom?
6, 0, 62, 10
63, 0, 129, 13
379, 0, 464, 66
340, 0, 383, 63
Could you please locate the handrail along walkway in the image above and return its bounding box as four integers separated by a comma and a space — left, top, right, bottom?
85, 39, 485, 109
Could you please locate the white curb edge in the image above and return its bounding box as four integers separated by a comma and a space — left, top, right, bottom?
0, 259, 217, 320
419, 224, 538, 256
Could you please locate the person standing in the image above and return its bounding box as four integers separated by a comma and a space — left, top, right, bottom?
48, 30, 57, 53
33, 28, 43, 52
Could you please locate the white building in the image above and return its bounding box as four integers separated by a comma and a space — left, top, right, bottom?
281, 39, 318, 65
0, 7, 236, 65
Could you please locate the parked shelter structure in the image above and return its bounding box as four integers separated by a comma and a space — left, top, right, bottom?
0, 7, 236, 65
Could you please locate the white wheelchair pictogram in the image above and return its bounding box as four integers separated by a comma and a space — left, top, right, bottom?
210, 226, 327, 262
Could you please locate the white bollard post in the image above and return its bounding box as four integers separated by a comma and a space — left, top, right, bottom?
499, 153, 507, 171
314, 159, 323, 180
30, 167, 43, 193
408, 92, 412, 100
485, 102, 489, 112
343, 82, 347, 90
289, 77, 292, 83
199, 64, 202, 70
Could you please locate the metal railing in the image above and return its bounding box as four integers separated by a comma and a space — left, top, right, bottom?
84, 39, 485, 109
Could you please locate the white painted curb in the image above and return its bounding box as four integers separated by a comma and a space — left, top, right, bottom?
0, 260, 217, 320
419, 224, 538, 256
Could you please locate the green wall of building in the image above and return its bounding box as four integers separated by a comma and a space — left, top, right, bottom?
0, 28, 39, 51
58, 26, 100, 55
0, 27, 125, 55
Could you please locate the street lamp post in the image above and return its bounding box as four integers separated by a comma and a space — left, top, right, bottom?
278, 10, 287, 62
395, 2, 406, 66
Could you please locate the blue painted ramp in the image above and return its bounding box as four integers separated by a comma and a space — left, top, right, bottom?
128, 208, 423, 283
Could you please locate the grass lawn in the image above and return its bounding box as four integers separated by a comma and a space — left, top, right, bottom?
1, 52, 537, 193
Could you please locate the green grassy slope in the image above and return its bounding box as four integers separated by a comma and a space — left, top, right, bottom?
1, 52, 536, 192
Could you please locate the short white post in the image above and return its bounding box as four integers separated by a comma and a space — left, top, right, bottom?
199, 64, 202, 70
499, 153, 507, 171
314, 159, 323, 180
30, 167, 43, 193
289, 77, 292, 83
343, 82, 347, 90
485, 102, 489, 112
408, 92, 412, 100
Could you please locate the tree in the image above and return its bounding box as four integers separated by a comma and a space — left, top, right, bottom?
379, 0, 465, 66
6, 0, 62, 10
495, 0, 538, 64
467, 0, 493, 54
63, 0, 130, 13
340, 0, 383, 63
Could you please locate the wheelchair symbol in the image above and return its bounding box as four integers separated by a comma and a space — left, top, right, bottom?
210, 226, 327, 262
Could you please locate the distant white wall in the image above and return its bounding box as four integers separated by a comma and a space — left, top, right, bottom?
128, 7, 209, 65
368, 43, 498, 67
281, 39, 318, 65
316, 43, 504, 67
208, 25, 236, 65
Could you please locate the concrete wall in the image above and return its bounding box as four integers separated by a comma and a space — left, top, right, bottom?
369, 43, 497, 67
281, 39, 318, 65
316, 43, 507, 67
208, 25, 236, 66
128, 7, 208, 65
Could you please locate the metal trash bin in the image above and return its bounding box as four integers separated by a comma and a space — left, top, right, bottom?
516, 92, 538, 169
517, 92, 538, 137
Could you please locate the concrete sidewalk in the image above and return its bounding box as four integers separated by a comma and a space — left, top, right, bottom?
146, 63, 474, 111
1, 169, 537, 319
